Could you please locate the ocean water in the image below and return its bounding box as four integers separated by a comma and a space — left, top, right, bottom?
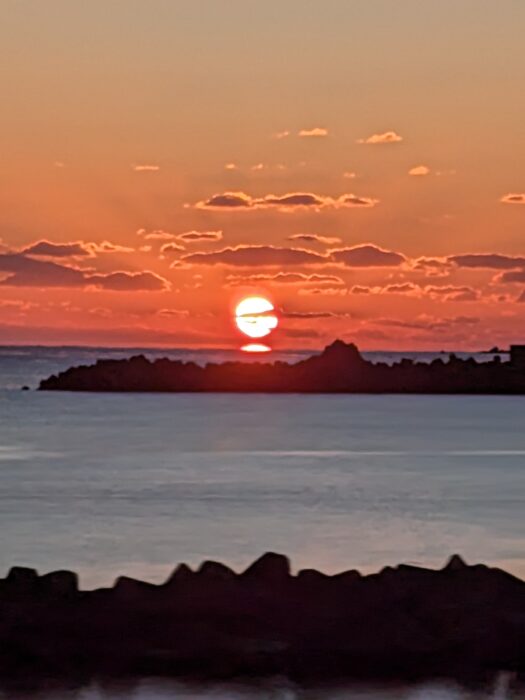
1, 347, 524, 698
0, 346, 524, 591
0, 676, 520, 700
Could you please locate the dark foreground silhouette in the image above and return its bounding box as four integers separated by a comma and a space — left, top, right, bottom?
39, 340, 525, 393
2, 553, 525, 683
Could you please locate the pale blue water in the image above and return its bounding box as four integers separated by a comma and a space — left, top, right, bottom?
0, 348, 524, 698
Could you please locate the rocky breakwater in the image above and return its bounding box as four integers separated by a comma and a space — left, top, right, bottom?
1, 553, 525, 682
38, 340, 525, 393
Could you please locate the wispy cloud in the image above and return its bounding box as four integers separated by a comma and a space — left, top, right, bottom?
298, 127, 329, 138
224, 162, 238, 170
408, 165, 430, 176
177, 230, 223, 243
288, 233, 342, 245
132, 164, 160, 172
357, 131, 403, 145
500, 193, 525, 204
272, 130, 290, 140
137, 229, 176, 241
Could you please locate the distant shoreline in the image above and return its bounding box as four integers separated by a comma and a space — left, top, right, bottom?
38, 339, 525, 394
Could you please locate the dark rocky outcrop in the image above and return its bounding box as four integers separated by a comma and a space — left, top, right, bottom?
2, 553, 525, 683
38, 340, 525, 394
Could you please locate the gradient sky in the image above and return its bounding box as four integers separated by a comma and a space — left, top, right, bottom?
1, 0, 524, 349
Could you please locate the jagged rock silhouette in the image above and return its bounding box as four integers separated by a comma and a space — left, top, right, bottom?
38, 340, 525, 394
1, 553, 525, 682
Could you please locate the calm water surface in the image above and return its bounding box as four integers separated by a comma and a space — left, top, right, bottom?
0, 677, 521, 700
1, 388, 525, 587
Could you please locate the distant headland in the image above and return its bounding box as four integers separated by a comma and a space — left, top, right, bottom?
1, 553, 525, 682
38, 340, 525, 394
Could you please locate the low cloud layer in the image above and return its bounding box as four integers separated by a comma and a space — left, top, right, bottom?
357, 131, 403, 145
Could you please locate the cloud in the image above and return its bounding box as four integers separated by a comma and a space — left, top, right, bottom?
20, 239, 133, 258
21, 240, 92, 258
500, 193, 525, 204
375, 315, 479, 332
288, 233, 342, 245
518, 290, 525, 302
408, 165, 430, 176
350, 285, 372, 295
330, 244, 405, 267
412, 257, 452, 277
156, 308, 190, 318
137, 229, 176, 241
177, 230, 223, 243
87, 271, 170, 291
133, 164, 160, 172
343, 171, 357, 179
449, 253, 525, 269
180, 245, 326, 267
357, 131, 403, 144
191, 191, 378, 210
0, 253, 169, 291
383, 283, 419, 294
226, 272, 344, 286
298, 127, 328, 137
425, 285, 479, 302
88, 241, 134, 254
299, 287, 348, 296
224, 163, 238, 170
497, 269, 525, 283
272, 130, 290, 140
160, 242, 186, 254
283, 310, 346, 319
0, 254, 88, 287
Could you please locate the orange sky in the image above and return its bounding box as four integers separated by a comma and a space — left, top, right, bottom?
1, 1, 524, 350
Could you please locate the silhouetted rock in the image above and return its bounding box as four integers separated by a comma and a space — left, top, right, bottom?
38, 340, 525, 394
2, 553, 525, 683
241, 552, 291, 583
39, 570, 79, 599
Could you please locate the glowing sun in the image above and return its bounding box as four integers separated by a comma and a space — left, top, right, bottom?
235, 296, 279, 339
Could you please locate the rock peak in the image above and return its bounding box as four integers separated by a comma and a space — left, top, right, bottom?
443, 554, 468, 571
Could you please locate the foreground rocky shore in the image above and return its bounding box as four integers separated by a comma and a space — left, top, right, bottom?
38, 340, 525, 394
2, 552, 525, 683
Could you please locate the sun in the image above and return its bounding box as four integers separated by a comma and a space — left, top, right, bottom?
235, 296, 279, 339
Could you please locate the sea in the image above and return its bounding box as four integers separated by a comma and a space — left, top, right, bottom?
0, 345, 524, 699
